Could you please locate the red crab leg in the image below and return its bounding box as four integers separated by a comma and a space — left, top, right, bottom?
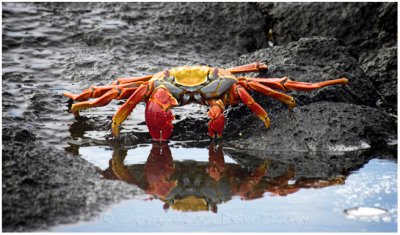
207, 99, 225, 138
239, 80, 296, 110
282, 77, 349, 91
145, 86, 178, 141
112, 83, 152, 136
233, 84, 271, 128
71, 89, 119, 115
226, 62, 268, 74
245, 77, 349, 92
69, 86, 141, 116
63, 82, 144, 101
64, 88, 94, 101
112, 75, 153, 85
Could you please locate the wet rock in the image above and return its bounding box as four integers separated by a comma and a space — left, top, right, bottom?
255, 2, 397, 115
2, 127, 143, 232
225, 37, 378, 108
359, 46, 397, 113
225, 102, 396, 153
257, 2, 396, 51
13, 129, 36, 142
222, 37, 396, 154
3, 2, 267, 63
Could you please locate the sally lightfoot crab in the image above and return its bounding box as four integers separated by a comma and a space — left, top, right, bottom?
64, 62, 348, 141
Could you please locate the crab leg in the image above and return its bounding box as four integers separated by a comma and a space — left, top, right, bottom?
207, 99, 225, 138
145, 86, 178, 141
239, 80, 296, 110
64, 87, 94, 101
69, 86, 141, 116
70, 89, 120, 116
112, 83, 152, 136
226, 62, 268, 74
112, 75, 153, 85
64, 82, 144, 101
233, 84, 271, 128
245, 77, 349, 92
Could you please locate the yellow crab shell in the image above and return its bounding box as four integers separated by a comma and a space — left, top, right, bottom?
169, 196, 210, 212
149, 66, 238, 103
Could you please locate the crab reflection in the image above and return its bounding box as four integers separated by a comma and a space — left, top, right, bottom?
101, 142, 346, 213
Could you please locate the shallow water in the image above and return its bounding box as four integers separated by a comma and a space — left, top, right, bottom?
50, 143, 397, 232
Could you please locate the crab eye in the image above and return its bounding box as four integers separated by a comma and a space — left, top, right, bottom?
208, 68, 219, 81
163, 70, 174, 83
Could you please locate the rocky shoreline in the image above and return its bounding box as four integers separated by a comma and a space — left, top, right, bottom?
2, 2, 397, 231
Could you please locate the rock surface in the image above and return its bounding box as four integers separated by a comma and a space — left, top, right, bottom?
222, 37, 397, 153
2, 126, 143, 232
256, 2, 397, 114
226, 102, 396, 152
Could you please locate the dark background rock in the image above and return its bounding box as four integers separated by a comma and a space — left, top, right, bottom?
256, 2, 397, 114
257, 2, 396, 52
359, 46, 397, 113
224, 37, 379, 108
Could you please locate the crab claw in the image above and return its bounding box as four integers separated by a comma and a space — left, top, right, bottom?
207, 106, 225, 138
145, 87, 178, 141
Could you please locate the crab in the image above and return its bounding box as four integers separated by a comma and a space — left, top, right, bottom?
64, 62, 348, 141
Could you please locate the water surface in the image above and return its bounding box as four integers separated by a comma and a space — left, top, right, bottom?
51, 143, 397, 232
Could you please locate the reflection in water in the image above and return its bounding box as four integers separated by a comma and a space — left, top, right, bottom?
99, 142, 346, 213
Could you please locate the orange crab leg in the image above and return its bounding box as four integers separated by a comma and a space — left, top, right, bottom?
245, 77, 349, 92
207, 99, 225, 138
233, 84, 271, 128
112, 83, 152, 136
239, 80, 296, 110
145, 86, 178, 141
69, 86, 142, 116
244, 77, 288, 91
226, 62, 268, 74
282, 77, 349, 91
63, 87, 94, 101
63, 82, 144, 101
70, 89, 120, 116
118, 87, 138, 99
91, 82, 143, 97
112, 75, 153, 85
